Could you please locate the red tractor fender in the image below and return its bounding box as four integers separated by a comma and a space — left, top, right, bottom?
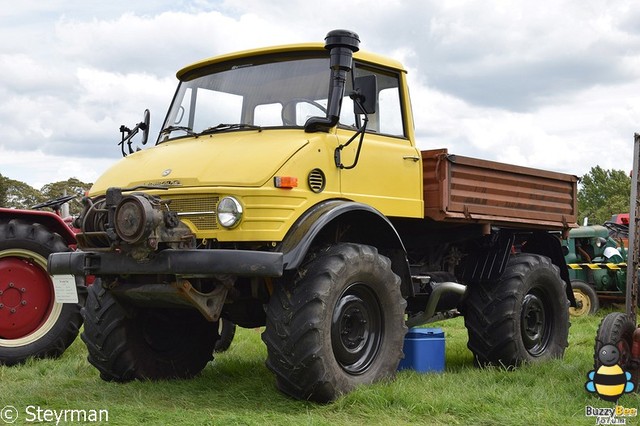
0, 207, 77, 246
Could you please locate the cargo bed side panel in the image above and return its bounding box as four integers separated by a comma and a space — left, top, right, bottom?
422, 149, 577, 230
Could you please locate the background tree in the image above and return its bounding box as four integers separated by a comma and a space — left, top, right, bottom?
2, 178, 44, 209
577, 166, 631, 225
0, 173, 7, 206
0, 176, 91, 215
40, 178, 92, 215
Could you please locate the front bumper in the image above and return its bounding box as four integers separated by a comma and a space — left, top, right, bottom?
48, 249, 284, 278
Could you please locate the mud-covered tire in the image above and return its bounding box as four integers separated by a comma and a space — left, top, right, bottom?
463, 253, 570, 367
0, 219, 82, 366
594, 312, 636, 371
262, 243, 407, 403
214, 319, 236, 353
569, 280, 599, 317
81, 282, 217, 381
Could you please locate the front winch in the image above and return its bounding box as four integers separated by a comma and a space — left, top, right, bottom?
75, 187, 195, 260
114, 194, 164, 244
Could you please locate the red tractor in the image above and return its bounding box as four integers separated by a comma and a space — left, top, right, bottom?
0, 195, 85, 365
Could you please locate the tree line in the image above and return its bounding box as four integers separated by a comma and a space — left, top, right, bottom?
0, 166, 633, 225
0, 174, 91, 216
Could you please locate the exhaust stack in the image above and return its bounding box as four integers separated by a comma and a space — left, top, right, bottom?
305, 29, 360, 133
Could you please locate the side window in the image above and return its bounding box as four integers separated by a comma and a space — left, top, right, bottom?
342, 65, 405, 138
378, 87, 403, 136
174, 87, 192, 126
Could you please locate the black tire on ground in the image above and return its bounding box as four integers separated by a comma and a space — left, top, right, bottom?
594, 312, 636, 371
569, 280, 599, 317
0, 219, 83, 366
463, 253, 570, 367
262, 243, 407, 403
214, 318, 236, 353
81, 282, 218, 381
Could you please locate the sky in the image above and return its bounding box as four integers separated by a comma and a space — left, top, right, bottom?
1, 0, 639, 189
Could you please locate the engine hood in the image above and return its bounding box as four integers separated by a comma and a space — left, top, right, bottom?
90, 130, 309, 194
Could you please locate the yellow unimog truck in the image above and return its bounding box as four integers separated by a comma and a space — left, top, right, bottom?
49, 30, 578, 402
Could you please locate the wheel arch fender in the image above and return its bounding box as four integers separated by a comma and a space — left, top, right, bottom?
279, 199, 412, 297
0, 208, 76, 246
522, 231, 576, 306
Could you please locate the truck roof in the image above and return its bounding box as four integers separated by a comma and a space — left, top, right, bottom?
176, 43, 407, 80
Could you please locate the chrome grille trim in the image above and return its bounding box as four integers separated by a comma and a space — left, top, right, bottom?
162, 196, 219, 230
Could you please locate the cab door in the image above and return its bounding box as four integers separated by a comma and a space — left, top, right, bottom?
337, 67, 423, 218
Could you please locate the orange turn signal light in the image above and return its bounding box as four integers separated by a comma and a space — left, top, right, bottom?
274, 176, 298, 189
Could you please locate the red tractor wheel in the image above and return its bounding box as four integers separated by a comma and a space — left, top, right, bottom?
0, 252, 58, 340
0, 220, 83, 365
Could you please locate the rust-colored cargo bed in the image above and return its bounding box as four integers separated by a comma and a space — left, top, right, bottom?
422, 149, 577, 230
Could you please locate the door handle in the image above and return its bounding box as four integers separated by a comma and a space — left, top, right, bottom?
403, 155, 420, 162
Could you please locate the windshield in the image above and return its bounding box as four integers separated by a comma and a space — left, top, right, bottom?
158, 53, 406, 142
159, 56, 332, 141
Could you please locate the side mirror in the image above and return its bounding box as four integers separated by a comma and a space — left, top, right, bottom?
353, 75, 377, 114
140, 109, 150, 146
119, 109, 151, 157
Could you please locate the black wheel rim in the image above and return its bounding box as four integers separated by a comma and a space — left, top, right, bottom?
520, 289, 552, 357
331, 283, 383, 375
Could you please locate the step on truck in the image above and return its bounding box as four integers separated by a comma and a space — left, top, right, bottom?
49, 29, 578, 402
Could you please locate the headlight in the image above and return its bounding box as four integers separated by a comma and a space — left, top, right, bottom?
217, 196, 243, 229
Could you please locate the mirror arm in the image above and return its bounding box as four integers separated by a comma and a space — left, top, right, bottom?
117, 109, 150, 157
334, 115, 368, 169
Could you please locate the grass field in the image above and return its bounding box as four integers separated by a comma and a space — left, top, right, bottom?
1, 309, 639, 425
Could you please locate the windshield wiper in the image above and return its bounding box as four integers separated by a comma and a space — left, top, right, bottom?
197, 123, 262, 136
160, 125, 196, 137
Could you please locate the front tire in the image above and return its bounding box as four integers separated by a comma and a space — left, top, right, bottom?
594, 312, 636, 371
214, 319, 236, 353
262, 243, 407, 403
0, 220, 83, 366
463, 253, 570, 367
81, 282, 217, 381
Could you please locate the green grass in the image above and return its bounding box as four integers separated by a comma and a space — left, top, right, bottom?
2, 311, 639, 425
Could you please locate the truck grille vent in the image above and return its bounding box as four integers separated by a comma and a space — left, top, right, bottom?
308, 169, 326, 193
163, 196, 219, 230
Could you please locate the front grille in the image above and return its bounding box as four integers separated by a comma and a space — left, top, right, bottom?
163, 196, 219, 230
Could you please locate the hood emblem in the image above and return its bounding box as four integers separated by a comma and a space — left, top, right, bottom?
162, 169, 172, 177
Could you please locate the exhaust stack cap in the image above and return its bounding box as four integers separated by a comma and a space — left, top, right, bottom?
325, 29, 360, 71
324, 29, 360, 52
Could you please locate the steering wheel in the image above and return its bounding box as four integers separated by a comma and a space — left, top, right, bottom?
281, 98, 327, 126
32, 194, 78, 211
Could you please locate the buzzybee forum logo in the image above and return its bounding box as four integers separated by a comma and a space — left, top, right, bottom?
584, 344, 638, 424
585, 344, 635, 402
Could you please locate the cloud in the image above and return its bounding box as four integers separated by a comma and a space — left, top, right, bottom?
1, 0, 640, 190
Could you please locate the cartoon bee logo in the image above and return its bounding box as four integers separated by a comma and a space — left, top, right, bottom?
586, 344, 635, 402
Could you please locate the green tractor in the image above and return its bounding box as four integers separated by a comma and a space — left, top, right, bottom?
563, 223, 628, 317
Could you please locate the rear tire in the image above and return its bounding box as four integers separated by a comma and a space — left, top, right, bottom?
463, 253, 570, 366
569, 280, 599, 317
262, 243, 407, 403
81, 282, 217, 381
0, 219, 82, 366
